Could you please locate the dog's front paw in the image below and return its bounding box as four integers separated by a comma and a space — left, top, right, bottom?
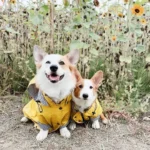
92, 120, 100, 129
69, 122, 76, 131
60, 127, 71, 138
21, 116, 29, 123
102, 118, 109, 124
36, 129, 48, 141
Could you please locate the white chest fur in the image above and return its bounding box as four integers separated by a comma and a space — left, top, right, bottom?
36, 72, 76, 103
72, 94, 96, 113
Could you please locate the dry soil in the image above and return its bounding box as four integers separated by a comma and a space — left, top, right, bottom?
0, 96, 149, 150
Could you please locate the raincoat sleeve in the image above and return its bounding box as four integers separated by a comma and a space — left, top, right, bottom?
27, 77, 39, 101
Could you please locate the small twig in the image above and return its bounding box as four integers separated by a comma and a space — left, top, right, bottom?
0, 95, 20, 99
107, 110, 150, 132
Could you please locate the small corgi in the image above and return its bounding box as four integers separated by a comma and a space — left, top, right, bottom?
69, 69, 108, 130
21, 45, 79, 141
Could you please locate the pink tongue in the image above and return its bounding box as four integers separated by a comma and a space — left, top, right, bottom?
49, 75, 60, 81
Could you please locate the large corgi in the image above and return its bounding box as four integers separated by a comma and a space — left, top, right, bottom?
21, 45, 79, 141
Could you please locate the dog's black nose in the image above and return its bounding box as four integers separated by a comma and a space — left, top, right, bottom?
50, 65, 58, 72
83, 94, 88, 99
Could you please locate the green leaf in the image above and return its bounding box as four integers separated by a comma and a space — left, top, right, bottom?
73, 14, 82, 24
112, 47, 119, 53
29, 13, 43, 26
39, 24, 50, 33
40, 5, 49, 14
70, 41, 90, 50
64, 25, 74, 32
120, 56, 132, 64
83, 0, 90, 2
90, 48, 99, 56
89, 32, 99, 40
117, 35, 127, 42
5, 27, 19, 34
135, 45, 145, 53
135, 29, 143, 36
27, 9, 34, 16
135, 0, 148, 4
146, 55, 150, 62
130, 24, 136, 32
102, 18, 109, 24
63, 0, 69, 7
82, 22, 91, 28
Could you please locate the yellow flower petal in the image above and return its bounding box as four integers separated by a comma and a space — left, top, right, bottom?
124, 0, 129, 3
112, 36, 117, 41
131, 4, 144, 16
10, 0, 16, 4
118, 13, 124, 18
140, 18, 147, 25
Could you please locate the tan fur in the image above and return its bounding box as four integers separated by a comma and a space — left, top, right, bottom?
36, 63, 41, 69
62, 55, 72, 67
74, 81, 84, 98
69, 66, 83, 98
91, 71, 103, 90
100, 113, 106, 120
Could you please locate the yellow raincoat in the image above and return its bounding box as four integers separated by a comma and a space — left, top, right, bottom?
72, 99, 103, 123
23, 78, 72, 132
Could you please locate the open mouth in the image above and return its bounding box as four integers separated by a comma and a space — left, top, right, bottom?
45, 73, 64, 83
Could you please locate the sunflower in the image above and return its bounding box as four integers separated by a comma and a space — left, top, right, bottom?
131, 4, 144, 16
118, 13, 123, 18
102, 13, 108, 17
111, 36, 117, 41
93, 0, 99, 7
9, 0, 16, 4
124, 0, 129, 3
104, 25, 109, 30
140, 18, 147, 25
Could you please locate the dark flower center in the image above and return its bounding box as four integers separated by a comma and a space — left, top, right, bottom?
135, 9, 140, 13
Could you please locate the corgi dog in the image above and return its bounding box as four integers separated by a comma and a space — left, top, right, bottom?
21, 45, 79, 141
69, 69, 108, 130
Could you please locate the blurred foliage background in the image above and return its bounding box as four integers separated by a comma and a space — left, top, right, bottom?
0, 0, 150, 115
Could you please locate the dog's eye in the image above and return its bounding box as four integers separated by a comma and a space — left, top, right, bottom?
46, 61, 51, 64
79, 85, 83, 88
59, 61, 65, 65
90, 86, 93, 89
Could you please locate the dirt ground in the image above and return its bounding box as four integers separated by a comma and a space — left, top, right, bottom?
0, 96, 150, 150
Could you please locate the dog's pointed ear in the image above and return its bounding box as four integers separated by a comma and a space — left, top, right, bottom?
66, 49, 79, 65
33, 45, 47, 67
91, 71, 103, 88
69, 66, 82, 82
